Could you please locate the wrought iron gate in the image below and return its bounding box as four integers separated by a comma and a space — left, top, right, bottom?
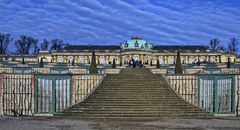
34, 74, 72, 114
198, 75, 235, 114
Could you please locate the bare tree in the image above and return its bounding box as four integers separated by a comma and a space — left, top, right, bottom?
14, 35, 38, 54
0, 33, 13, 54
50, 39, 65, 50
33, 42, 39, 54
228, 37, 239, 53
209, 39, 220, 51
40, 39, 49, 51
218, 45, 225, 51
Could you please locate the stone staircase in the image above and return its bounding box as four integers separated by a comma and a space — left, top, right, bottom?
55, 68, 212, 119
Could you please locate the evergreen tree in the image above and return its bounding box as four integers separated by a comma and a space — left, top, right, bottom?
12, 57, 15, 61
22, 57, 25, 64
156, 59, 160, 69
89, 51, 97, 74
39, 57, 44, 68
197, 57, 201, 66
227, 57, 231, 68
139, 60, 143, 68
175, 50, 183, 74
112, 58, 116, 68
72, 58, 75, 66
119, 58, 122, 66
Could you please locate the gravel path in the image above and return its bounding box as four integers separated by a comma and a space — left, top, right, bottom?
0, 115, 16, 122
1, 116, 240, 130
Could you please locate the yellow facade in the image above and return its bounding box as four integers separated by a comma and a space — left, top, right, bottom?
3, 37, 235, 65
37, 50, 237, 65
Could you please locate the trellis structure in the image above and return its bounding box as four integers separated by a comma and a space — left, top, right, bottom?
1, 74, 34, 115
166, 74, 197, 105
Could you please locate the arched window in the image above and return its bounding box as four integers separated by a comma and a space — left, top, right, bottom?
145, 42, 148, 48
125, 43, 128, 48
135, 41, 139, 47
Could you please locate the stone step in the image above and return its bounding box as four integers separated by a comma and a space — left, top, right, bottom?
93, 91, 175, 94
69, 105, 198, 109
93, 90, 174, 93
56, 113, 211, 118
84, 98, 185, 100
101, 83, 165, 86
95, 87, 172, 90
81, 101, 190, 105
54, 116, 212, 120
90, 94, 179, 98
77, 103, 192, 106
88, 96, 181, 99
100, 84, 169, 86
68, 108, 202, 112
94, 91, 171, 93
82, 101, 189, 105
62, 111, 207, 115
99, 86, 169, 89
97, 88, 170, 90
105, 78, 163, 80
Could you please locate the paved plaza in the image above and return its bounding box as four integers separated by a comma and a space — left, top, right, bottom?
1, 116, 240, 130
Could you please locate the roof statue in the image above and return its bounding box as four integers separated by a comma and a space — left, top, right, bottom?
120, 36, 153, 50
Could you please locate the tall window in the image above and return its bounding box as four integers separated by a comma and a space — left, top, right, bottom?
125, 43, 128, 48
135, 41, 139, 47
145, 43, 148, 48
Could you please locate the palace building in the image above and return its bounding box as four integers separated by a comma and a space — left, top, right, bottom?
38, 36, 237, 65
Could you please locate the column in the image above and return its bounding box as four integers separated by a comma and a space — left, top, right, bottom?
63, 56, 67, 63
205, 55, 208, 63
85, 55, 88, 64
105, 56, 109, 64
165, 56, 169, 64
163, 56, 166, 64
74, 56, 77, 63
185, 56, 188, 64
95, 55, 98, 64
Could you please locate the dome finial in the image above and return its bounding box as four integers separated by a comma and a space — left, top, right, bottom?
131, 36, 141, 40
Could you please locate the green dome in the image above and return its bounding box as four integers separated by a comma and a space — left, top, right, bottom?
121, 36, 152, 50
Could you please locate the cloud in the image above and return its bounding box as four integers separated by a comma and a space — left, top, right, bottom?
0, 0, 240, 51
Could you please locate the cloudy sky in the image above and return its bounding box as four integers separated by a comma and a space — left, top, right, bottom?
0, 0, 240, 49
